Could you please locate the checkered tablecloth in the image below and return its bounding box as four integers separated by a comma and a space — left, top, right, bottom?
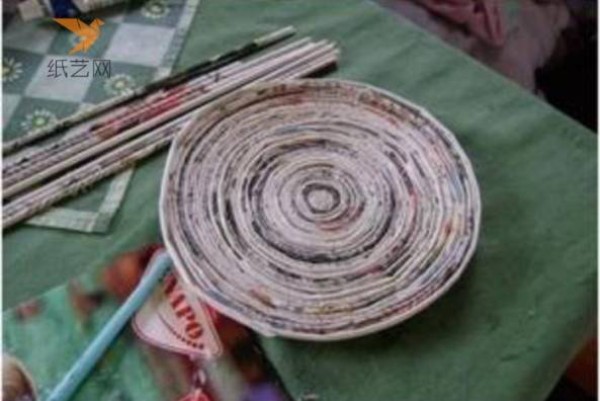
2, 0, 200, 233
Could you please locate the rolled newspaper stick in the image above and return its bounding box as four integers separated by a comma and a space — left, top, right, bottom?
2, 26, 295, 154
4, 41, 333, 200
3, 39, 321, 198
4, 40, 333, 199
4, 38, 313, 179
3, 117, 184, 229
3, 45, 339, 229
3, 36, 312, 180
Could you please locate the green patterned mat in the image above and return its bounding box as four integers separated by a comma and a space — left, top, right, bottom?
2, 0, 200, 233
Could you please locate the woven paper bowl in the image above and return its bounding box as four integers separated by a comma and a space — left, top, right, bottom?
160, 79, 481, 341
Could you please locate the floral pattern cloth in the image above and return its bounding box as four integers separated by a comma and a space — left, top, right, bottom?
2, 0, 200, 233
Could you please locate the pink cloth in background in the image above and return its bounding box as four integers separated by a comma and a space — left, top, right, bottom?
382, 0, 571, 93
418, 0, 506, 46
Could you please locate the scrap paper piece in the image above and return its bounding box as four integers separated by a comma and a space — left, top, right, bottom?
133, 272, 223, 359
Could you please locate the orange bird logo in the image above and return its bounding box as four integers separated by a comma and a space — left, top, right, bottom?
54, 18, 104, 55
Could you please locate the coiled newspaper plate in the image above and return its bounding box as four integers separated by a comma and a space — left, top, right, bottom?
160, 79, 481, 341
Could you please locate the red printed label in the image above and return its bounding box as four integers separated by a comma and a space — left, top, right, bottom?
132, 271, 222, 359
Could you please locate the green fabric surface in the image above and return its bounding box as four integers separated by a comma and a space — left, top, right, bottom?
3, 1, 596, 400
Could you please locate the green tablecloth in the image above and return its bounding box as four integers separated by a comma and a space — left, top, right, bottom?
4, 1, 597, 400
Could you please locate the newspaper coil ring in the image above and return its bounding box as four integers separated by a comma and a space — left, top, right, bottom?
161, 79, 481, 341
